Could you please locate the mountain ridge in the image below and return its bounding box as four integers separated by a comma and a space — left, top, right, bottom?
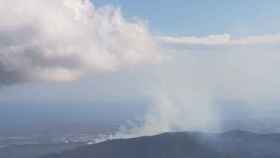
41, 130, 280, 158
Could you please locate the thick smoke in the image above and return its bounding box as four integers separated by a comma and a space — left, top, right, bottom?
0, 0, 160, 85
110, 34, 280, 138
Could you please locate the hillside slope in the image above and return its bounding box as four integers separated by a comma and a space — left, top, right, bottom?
42, 131, 280, 158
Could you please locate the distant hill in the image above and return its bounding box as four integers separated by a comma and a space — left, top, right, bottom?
0, 143, 82, 158
41, 130, 280, 158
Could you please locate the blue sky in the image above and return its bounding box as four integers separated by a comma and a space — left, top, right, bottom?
94, 0, 280, 36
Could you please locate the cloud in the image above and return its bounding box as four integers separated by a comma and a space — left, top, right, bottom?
159, 34, 280, 46
2, 0, 280, 138
0, 0, 160, 85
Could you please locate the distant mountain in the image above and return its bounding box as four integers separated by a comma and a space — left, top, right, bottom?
40, 130, 280, 158
0, 143, 82, 158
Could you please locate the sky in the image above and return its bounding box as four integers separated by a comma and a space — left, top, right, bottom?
93, 0, 280, 36
1, 0, 280, 136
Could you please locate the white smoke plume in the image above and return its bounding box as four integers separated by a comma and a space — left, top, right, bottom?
109, 34, 280, 138
0, 0, 160, 85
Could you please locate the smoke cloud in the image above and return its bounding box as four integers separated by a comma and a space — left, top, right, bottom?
112, 34, 280, 138
0, 0, 160, 85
